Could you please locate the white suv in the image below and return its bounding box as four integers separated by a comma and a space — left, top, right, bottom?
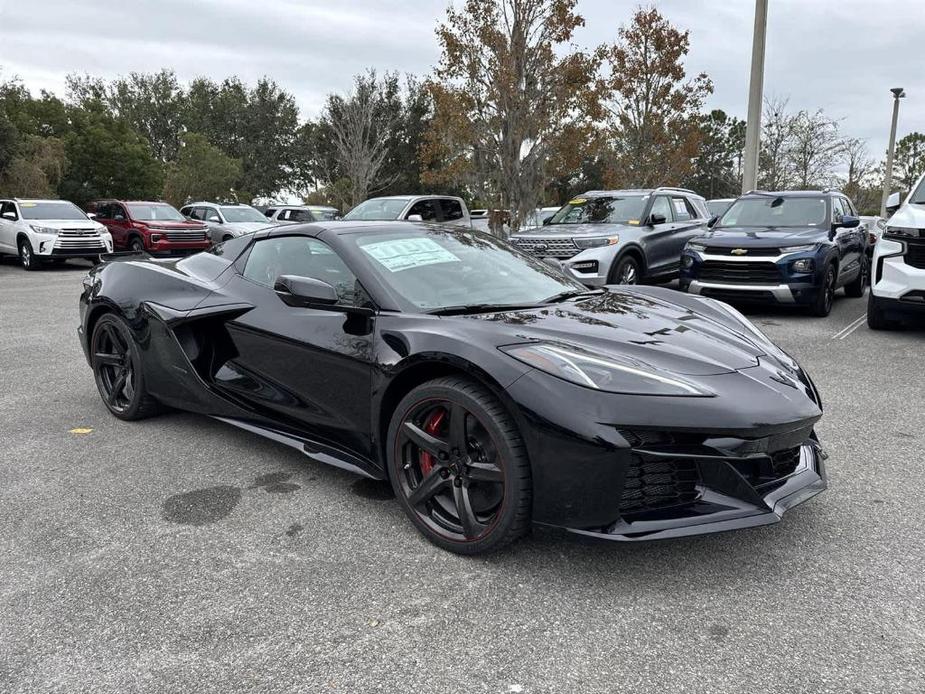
868, 174, 925, 329
0, 198, 113, 270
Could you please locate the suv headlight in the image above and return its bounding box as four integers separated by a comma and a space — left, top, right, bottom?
883, 226, 919, 240
30, 224, 59, 235
780, 244, 816, 253
574, 236, 619, 249
686, 241, 707, 252
500, 342, 713, 397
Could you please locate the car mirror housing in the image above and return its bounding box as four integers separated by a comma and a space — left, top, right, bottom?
839, 215, 861, 229
886, 191, 903, 214
648, 213, 667, 226
406, 214, 424, 222
707, 215, 718, 228
274, 275, 339, 306
1, 211, 16, 220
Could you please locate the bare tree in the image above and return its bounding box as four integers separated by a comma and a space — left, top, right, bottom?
322, 71, 400, 208
758, 96, 796, 191
789, 109, 843, 189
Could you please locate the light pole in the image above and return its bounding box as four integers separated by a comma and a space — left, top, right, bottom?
880, 87, 905, 217
741, 0, 768, 193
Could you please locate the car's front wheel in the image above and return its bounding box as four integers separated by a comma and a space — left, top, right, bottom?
387, 376, 532, 554
18, 238, 41, 271
844, 258, 868, 298
129, 237, 145, 253
610, 255, 641, 285
809, 263, 837, 317
91, 313, 161, 420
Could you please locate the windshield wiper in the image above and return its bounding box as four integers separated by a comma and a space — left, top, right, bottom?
541, 289, 603, 303
427, 303, 543, 316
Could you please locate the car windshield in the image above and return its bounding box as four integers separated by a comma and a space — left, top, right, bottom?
547, 196, 647, 225
126, 203, 185, 221
220, 206, 267, 223
908, 175, 925, 205
707, 200, 732, 217
18, 201, 87, 220
343, 198, 409, 221
719, 197, 827, 227
346, 228, 585, 311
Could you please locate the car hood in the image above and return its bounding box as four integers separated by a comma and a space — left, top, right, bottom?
887, 202, 925, 228
512, 222, 632, 238
29, 219, 101, 231
459, 287, 771, 376
694, 226, 827, 247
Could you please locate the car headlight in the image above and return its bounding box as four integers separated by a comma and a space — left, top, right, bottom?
883, 226, 920, 240
573, 236, 619, 249
686, 241, 707, 252
30, 224, 59, 235
499, 342, 713, 397
780, 244, 816, 253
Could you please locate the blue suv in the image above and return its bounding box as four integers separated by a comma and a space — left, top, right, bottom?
679, 190, 868, 316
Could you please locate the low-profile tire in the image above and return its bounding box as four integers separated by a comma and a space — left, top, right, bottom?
387, 376, 532, 555
18, 238, 41, 271
844, 258, 868, 298
809, 263, 837, 317
91, 313, 161, 420
609, 254, 641, 285
867, 293, 898, 331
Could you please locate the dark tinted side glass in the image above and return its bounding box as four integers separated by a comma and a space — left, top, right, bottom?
441, 198, 464, 221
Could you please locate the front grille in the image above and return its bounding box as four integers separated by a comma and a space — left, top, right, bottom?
700, 288, 777, 303
54, 230, 105, 250
770, 446, 802, 477
619, 457, 701, 515
162, 230, 208, 242
903, 238, 925, 269
511, 237, 580, 259
705, 246, 779, 256
699, 260, 781, 284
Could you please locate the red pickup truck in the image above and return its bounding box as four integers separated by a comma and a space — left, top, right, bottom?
88, 200, 211, 255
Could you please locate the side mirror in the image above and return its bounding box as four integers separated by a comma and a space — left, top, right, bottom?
542, 216, 553, 226
839, 215, 861, 229
87, 212, 97, 219
648, 213, 667, 226
274, 275, 339, 307
886, 191, 902, 214
1, 211, 16, 220
707, 215, 719, 228
406, 214, 424, 222
208, 215, 222, 223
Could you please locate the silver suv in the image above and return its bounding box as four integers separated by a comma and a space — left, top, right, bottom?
509, 188, 709, 285
180, 202, 273, 243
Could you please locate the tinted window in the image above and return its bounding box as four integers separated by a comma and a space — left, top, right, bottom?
720, 197, 827, 227
0, 201, 17, 219
110, 204, 127, 221
95, 203, 112, 219
649, 196, 673, 222
406, 199, 439, 221
209, 234, 252, 259
264, 208, 277, 218
441, 199, 464, 221
287, 209, 315, 222
242, 236, 359, 304
18, 201, 88, 220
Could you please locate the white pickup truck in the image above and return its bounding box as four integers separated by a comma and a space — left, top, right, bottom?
343, 195, 471, 227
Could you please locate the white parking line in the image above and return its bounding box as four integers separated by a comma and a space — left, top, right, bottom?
831, 314, 866, 340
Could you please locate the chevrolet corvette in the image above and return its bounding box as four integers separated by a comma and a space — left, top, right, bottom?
78, 221, 827, 554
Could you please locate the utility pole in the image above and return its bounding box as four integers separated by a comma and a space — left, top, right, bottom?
880, 87, 905, 217
741, 0, 768, 193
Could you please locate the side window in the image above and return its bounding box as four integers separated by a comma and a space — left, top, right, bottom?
289, 209, 315, 222
649, 196, 673, 223
264, 208, 277, 219
406, 199, 439, 222
440, 198, 464, 221
180, 206, 192, 218
111, 204, 127, 221
1, 201, 17, 219
842, 198, 857, 216
671, 197, 692, 221
832, 198, 847, 223
204, 207, 222, 222
242, 236, 360, 304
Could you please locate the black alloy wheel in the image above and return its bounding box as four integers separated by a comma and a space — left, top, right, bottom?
611, 255, 640, 285
91, 314, 160, 420
811, 263, 837, 317
388, 377, 531, 554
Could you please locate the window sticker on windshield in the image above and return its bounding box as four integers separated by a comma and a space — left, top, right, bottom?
568, 198, 587, 206
21, 202, 36, 207
627, 219, 640, 225
362, 238, 460, 272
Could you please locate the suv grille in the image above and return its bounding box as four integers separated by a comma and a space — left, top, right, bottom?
162, 230, 208, 242
511, 237, 580, 259
903, 238, 925, 269
699, 260, 781, 284
704, 246, 779, 257
54, 229, 105, 250
619, 458, 701, 515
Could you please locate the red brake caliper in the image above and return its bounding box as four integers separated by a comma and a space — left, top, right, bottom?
418, 408, 446, 476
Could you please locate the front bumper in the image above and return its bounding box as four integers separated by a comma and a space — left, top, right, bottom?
33, 233, 112, 257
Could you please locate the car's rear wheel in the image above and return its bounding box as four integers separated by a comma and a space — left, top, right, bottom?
387, 377, 531, 554
18, 238, 41, 271
844, 258, 868, 298
91, 314, 161, 420
610, 255, 641, 285
867, 293, 899, 331
809, 263, 837, 317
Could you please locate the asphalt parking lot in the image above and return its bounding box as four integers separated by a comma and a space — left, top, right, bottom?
1, 258, 923, 694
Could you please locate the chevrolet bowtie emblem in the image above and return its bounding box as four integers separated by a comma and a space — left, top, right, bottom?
731, 248, 748, 255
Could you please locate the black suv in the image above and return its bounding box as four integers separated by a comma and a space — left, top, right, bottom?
679, 190, 868, 316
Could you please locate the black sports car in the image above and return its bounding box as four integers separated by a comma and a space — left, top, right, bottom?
78, 221, 827, 554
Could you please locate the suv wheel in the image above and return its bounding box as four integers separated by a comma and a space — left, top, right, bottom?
809, 263, 837, 317
844, 258, 868, 298
610, 255, 641, 285
129, 237, 145, 252
18, 238, 40, 271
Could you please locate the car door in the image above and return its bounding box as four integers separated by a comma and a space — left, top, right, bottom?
832, 197, 862, 283
640, 195, 678, 274
109, 203, 132, 248
0, 201, 19, 253
217, 234, 375, 460
665, 196, 705, 265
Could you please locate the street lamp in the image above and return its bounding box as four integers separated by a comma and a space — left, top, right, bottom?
880, 87, 906, 217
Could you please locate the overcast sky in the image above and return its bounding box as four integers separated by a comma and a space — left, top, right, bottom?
1, 0, 922, 161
